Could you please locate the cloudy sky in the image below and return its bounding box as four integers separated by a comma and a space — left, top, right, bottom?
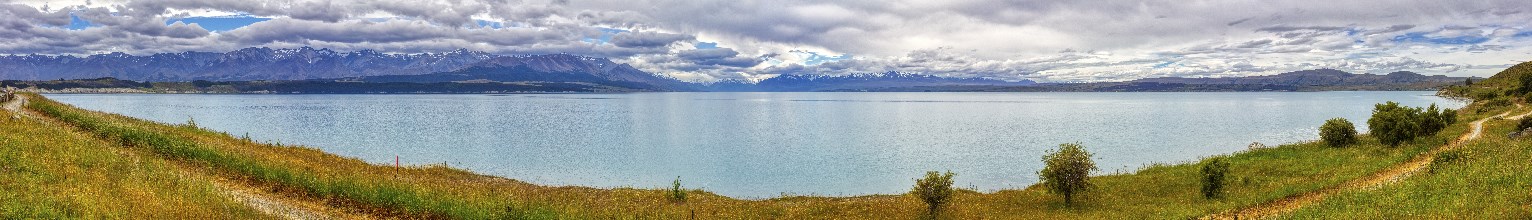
2, 0, 1530, 82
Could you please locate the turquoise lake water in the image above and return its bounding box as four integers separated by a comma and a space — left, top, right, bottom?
48, 92, 1465, 198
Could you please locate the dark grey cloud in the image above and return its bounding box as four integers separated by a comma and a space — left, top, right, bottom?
676, 48, 762, 67
609, 31, 693, 48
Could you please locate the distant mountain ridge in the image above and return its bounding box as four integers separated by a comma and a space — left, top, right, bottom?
0, 47, 498, 81
707, 71, 1035, 92
1131, 69, 1464, 87
0, 47, 1043, 92
350, 54, 696, 91
0, 47, 1472, 93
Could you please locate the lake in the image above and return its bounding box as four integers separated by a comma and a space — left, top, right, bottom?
47, 92, 1464, 198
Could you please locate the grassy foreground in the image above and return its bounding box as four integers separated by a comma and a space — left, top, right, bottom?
2, 91, 1494, 219
1282, 108, 1532, 218
0, 103, 265, 218
1278, 61, 1532, 218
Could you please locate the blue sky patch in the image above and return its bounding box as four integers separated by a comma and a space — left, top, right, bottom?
800, 51, 851, 65
582, 28, 628, 44
165, 16, 270, 32
474, 20, 504, 29
1152, 61, 1175, 68
1391, 32, 1489, 45
694, 42, 719, 49
65, 14, 94, 30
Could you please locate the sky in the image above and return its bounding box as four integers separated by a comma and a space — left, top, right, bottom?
1, 0, 1530, 83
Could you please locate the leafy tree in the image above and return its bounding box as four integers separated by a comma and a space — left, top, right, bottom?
1040, 143, 1096, 205
1465, 78, 1473, 86
912, 171, 955, 216
1417, 104, 1447, 136
1368, 102, 1421, 147
1320, 118, 1358, 147
1200, 157, 1231, 199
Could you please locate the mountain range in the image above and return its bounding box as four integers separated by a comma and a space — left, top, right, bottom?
0, 47, 1034, 92
0, 47, 1475, 93
1131, 69, 1465, 87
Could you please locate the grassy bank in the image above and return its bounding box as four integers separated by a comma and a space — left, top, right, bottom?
0, 104, 265, 218
1278, 61, 1532, 218
6, 92, 1490, 219
1281, 108, 1532, 218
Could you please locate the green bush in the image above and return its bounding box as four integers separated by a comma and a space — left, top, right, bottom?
1429, 150, 1467, 174
1319, 118, 1358, 147
1519, 118, 1532, 132
1368, 102, 1422, 147
1040, 143, 1096, 205
1473, 89, 1499, 101
1199, 157, 1231, 199
669, 176, 687, 203
1484, 97, 1512, 109
1417, 104, 1447, 136
1519, 74, 1532, 94
911, 171, 954, 216
1442, 108, 1457, 125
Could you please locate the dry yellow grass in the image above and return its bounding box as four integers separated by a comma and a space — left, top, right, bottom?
0, 102, 268, 218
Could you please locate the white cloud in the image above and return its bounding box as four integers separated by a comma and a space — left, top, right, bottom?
0, 0, 1530, 82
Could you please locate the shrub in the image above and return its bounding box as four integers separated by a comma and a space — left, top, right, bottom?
1429, 150, 1467, 174
1040, 143, 1096, 205
1520, 74, 1532, 94
669, 176, 687, 203
1319, 118, 1358, 147
1368, 102, 1421, 147
1473, 89, 1499, 101
184, 116, 198, 128
1442, 108, 1457, 125
1484, 97, 1512, 109
1519, 118, 1532, 132
1417, 104, 1447, 136
1200, 157, 1231, 199
911, 171, 955, 216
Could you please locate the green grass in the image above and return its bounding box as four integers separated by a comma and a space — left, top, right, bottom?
11, 92, 1488, 219
24, 93, 558, 219
1282, 108, 1532, 219
0, 105, 267, 218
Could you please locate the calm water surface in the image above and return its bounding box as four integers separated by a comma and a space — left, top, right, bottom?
48, 92, 1464, 198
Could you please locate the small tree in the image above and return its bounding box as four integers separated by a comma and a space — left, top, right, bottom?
1465, 78, 1473, 86
1040, 143, 1096, 205
1442, 108, 1457, 125
1200, 157, 1231, 199
912, 171, 955, 216
1368, 102, 1421, 147
668, 176, 687, 203
1417, 104, 1447, 136
1319, 118, 1358, 147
